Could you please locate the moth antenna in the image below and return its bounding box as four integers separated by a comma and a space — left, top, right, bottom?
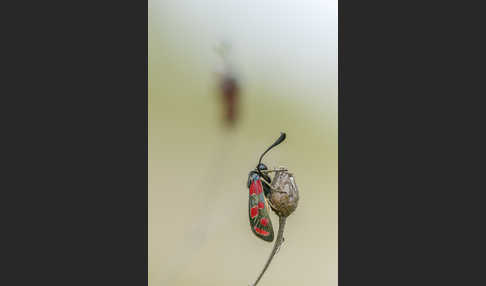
258, 132, 286, 166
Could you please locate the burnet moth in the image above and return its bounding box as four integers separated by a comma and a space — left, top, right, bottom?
246, 132, 286, 242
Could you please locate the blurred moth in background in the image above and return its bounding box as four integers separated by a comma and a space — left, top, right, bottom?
214, 42, 240, 127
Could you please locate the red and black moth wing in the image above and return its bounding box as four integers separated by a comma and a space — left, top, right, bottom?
248, 174, 275, 242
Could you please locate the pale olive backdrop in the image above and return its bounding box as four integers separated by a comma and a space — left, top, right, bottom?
149, 1, 337, 285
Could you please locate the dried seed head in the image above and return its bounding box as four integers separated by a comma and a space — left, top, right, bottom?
269, 168, 299, 217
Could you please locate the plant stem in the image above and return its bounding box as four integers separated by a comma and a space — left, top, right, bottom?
251, 216, 287, 286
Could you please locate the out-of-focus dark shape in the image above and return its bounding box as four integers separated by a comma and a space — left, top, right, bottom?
220, 72, 239, 126
215, 42, 240, 127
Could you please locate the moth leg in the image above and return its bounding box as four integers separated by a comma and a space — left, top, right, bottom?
266, 196, 279, 213
260, 177, 278, 191
260, 168, 288, 174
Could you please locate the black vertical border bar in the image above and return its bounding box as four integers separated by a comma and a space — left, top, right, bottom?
339, 0, 485, 285
339, 0, 419, 283
2, 1, 149, 285
339, 0, 419, 284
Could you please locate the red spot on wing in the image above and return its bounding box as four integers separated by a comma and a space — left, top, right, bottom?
254, 227, 270, 236
256, 181, 263, 194
260, 218, 269, 226
250, 206, 258, 218
258, 201, 265, 209
249, 181, 257, 196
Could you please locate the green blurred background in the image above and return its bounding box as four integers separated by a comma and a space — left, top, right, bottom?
149, 1, 337, 285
